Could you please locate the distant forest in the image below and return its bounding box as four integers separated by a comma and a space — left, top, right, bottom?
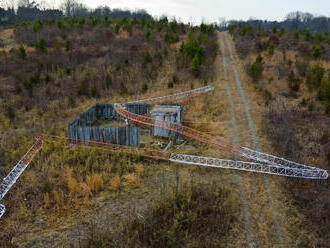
0, 0, 152, 24
220, 12, 330, 33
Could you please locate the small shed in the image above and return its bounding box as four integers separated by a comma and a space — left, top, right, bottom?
151, 104, 183, 139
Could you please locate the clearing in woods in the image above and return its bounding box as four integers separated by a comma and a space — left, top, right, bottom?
1, 28, 314, 247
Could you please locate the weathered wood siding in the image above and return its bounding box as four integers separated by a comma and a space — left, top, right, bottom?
69, 103, 149, 146
151, 104, 183, 140
68, 126, 140, 146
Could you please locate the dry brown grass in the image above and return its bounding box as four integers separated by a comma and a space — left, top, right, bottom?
66, 168, 79, 198
123, 173, 142, 188
53, 190, 62, 211
43, 192, 51, 208
109, 174, 121, 191
87, 174, 104, 193
134, 163, 144, 177
81, 182, 91, 205
0, 28, 15, 48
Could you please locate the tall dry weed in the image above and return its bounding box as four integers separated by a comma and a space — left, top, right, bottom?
81, 182, 91, 205
87, 174, 104, 192
66, 168, 79, 198
109, 174, 121, 191
43, 192, 51, 208
123, 173, 142, 188
53, 190, 62, 210
134, 163, 144, 177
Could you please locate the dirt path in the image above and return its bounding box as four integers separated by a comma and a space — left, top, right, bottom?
218, 31, 293, 247
219, 34, 255, 247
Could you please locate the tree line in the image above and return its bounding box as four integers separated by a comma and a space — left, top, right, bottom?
0, 0, 152, 24
219, 11, 330, 33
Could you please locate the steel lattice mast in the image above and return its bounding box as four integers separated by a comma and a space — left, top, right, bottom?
0, 135, 43, 219
0, 86, 215, 219
0, 86, 328, 220
113, 103, 328, 180
125, 86, 214, 104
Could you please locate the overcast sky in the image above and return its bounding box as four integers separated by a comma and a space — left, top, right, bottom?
80, 0, 330, 23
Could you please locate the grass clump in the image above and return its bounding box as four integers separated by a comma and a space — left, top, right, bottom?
109, 174, 121, 191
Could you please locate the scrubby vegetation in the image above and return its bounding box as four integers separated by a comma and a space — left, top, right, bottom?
0, 16, 219, 247
230, 24, 330, 245
79, 182, 238, 248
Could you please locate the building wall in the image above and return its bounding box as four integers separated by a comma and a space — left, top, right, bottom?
69, 126, 140, 146
68, 103, 149, 146
151, 104, 183, 139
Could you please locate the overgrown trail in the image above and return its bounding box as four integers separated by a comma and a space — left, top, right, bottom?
217, 31, 291, 247
219, 35, 255, 247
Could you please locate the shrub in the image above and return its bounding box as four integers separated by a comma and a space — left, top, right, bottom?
65, 67, 72, 75
307, 64, 325, 89
91, 86, 101, 98
304, 30, 312, 41
143, 52, 152, 65
267, 42, 274, 56
256, 54, 263, 63
35, 37, 47, 53
23, 79, 33, 97
23, 73, 41, 97
119, 83, 128, 95
33, 19, 43, 32
57, 20, 64, 30
18, 45, 26, 59
65, 40, 71, 52
318, 79, 330, 103
164, 32, 179, 43
295, 60, 308, 77
44, 74, 51, 83
170, 20, 178, 33
268, 76, 274, 84
248, 55, 264, 83
77, 81, 90, 97
105, 73, 112, 89
168, 81, 174, 88
142, 83, 148, 93
144, 29, 153, 41
191, 54, 201, 77
114, 23, 120, 34
172, 75, 179, 84
179, 41, 185, 53
6, 107, 15, 121
182, 34, 204, 59
311, 45, 322, 59
288, 70, 300, 92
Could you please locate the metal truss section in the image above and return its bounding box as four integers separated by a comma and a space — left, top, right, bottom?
170, 153, 328, 179
0, 204, 5, 219
0, 160, 28, 202
240, 147, 320, 170
125, 86, 214, 104
49, 135, 170, 161
114, 103, 241, 154
0, 135, 43, 219
114, 104, 328, 180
